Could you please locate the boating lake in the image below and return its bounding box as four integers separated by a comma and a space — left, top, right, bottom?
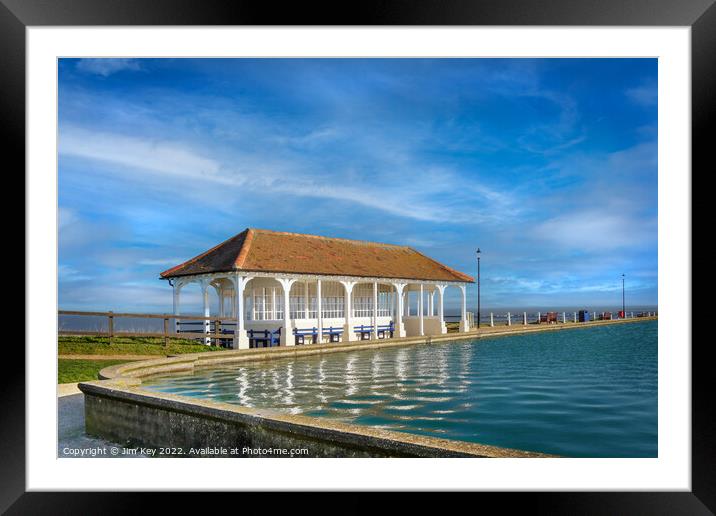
142, 320, 657, 457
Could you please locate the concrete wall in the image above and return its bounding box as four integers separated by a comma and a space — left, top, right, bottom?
80, 380, 549, 458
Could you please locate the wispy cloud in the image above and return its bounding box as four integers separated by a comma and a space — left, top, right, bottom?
75, 58, 141, 77
58, 58, 658, 310
626, 80, 657, 107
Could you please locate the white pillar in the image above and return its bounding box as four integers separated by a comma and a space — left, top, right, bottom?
271, 287, 277, 320
523, 312, 527, 325
405, 291, 410, 317
342, 281, 357, 341
232, 275, 249, 349
537, 311, 541, 324
459, 285, 468, 332
507, 312, 511, 326
317, 279, 323, 343
574, 312, 577, 323
394, 283, 407, 338
562, 312, 566, 324
418, 284, 425, 336
437, 285, 446, 334
373, 281, 379, 339
201, 279, 211, 345
217, 286, 224, 318
490, 312, 494, 327
304, 281, 309, 319
172, 281, 182, 333
278, 278, 294, 346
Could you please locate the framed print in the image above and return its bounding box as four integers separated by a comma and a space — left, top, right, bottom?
4, 0, 709, 511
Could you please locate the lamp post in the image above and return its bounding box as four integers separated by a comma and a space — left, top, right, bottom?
622, 273, 626, 318
476, 248, 481, 329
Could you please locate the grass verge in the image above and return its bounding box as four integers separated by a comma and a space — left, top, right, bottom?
58, 359, 139, 384
59, 335, 224, 356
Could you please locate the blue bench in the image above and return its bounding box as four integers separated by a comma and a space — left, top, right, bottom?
248, 328, 281, 348
293, 327, 317, 345
353, 324, 373, 340
324, 326, 344, 343
377, 321, 395, 339
294, 326, 344, 345
354, 322, 395, 340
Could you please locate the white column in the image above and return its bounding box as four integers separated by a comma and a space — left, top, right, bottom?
393, 283, 407, 338
405, 291, 410, 317
372, 281, 379, 339
523, 312, 527, 325
218, 286, 225, 318
341, 281, 357, 342
271, 287, 277, 320
172, 281, 182, 333
459, 285, 468, 332
419, 284, 425, 336
507, 312, 512, 326
574, 312, 577, 323
317, 279, 323, 343
490, 312, 494, 327
304, 281, 309, 319
232, 275, 249, 349
278, 278, 294, 346
437, 285, 447, 334
200, 279, 211, 345
563, 312, 567, 324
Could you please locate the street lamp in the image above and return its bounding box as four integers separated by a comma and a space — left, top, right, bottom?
622, 273, 626, 318
476, 248, 481, 329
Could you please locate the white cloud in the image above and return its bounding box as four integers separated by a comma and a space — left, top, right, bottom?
75, 58, 141, 77
626, 82, 657, 107
58, 125, 517, 225
533, 210, 656, 252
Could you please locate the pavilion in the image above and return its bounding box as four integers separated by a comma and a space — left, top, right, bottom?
160, 228, 474, 348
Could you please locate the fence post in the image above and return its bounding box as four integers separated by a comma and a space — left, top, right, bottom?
108, 311, 114, 345
163, 317, 169, 347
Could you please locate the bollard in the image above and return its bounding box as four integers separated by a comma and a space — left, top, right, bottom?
490, 312, 494, 327
523, 312, 527, 325
507, 312, 511, 326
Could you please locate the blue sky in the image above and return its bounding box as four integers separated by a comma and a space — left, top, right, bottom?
58, 58, 657, 313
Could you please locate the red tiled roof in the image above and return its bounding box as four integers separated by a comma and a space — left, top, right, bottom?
160, 228, 474, 283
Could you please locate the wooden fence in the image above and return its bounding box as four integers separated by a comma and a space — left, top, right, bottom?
58, 310, 237, 346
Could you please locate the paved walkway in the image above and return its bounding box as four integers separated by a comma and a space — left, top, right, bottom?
58, 393, 146, 458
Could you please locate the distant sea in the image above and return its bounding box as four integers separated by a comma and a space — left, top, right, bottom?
58, 305, 658, 333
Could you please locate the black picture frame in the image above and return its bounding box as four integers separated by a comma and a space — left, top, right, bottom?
4, 0, 707, 512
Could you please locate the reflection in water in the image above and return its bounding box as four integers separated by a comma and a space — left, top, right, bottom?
143, 321, 658, 457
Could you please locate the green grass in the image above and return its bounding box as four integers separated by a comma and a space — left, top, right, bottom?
58, 358, 138, 384
58, 335, 224, 356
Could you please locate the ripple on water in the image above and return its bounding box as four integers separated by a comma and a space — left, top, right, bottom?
142, 321, 657, 457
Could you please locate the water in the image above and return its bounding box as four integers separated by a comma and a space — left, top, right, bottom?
141, 320, 658, 457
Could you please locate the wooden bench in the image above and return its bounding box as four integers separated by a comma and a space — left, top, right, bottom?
293, 327, 317, 345
293, 326, 344, 345
377, 321, 395, 339
248, 328, 281, 348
